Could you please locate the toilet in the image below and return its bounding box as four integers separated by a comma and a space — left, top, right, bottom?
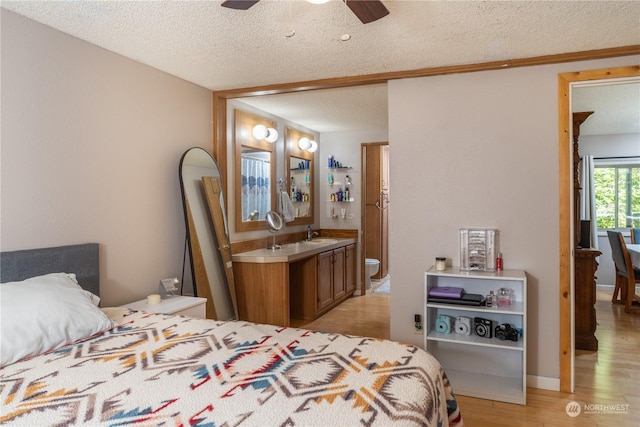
365, 258, 380, 291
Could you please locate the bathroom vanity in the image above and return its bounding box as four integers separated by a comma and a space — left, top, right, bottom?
232, 238, 357, 326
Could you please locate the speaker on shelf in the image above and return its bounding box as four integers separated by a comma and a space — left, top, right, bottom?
579, 220, 591, 249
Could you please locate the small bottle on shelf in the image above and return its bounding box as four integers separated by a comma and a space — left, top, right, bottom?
486, 290, 496, 308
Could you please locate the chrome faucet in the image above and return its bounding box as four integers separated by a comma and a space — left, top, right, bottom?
306, 226, 319, 241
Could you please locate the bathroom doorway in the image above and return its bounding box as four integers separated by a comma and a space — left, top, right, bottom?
361, 142, 390, 293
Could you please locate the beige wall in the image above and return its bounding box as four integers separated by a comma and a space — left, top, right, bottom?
1, 11, 212, 306
387, 56, 639, 384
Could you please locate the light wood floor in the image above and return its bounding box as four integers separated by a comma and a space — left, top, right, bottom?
291, 289, 639, 427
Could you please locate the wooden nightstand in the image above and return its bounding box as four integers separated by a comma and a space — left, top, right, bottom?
122, 295, 207, 319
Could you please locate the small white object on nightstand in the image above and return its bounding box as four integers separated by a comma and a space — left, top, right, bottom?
122, 295, 206, 319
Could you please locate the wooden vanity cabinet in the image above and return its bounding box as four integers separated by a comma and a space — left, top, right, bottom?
317, 246, 348, 315
289, 256, 315, 321
234, 261, 290, 326
290, 244, 357, 321
345, 244, 356, 294
332, 247, 347, 302
317, 250, 334, 311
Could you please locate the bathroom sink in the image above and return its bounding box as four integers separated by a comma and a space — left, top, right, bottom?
301, 238, 338, 245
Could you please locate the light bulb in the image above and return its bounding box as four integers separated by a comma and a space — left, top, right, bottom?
265, 128, 278, 143
308, 140, 318, 153
298, 137, 311, 150
252, 124, 268, 140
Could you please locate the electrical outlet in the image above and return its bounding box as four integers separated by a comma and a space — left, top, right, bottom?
413, 314, 423, 334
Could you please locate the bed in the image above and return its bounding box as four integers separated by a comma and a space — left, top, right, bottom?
0, 244, 464, 426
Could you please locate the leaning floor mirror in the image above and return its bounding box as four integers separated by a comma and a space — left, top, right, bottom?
179, 147, 237, 320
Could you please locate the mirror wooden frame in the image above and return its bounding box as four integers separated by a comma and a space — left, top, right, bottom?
285, 126, 315, 226
234, 109, 277, 232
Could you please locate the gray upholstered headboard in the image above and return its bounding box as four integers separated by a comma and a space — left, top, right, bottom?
0, 243, 100, 296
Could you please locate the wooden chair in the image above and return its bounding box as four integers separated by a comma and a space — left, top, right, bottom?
607, 231, 640, 313
630, 228, 640, 244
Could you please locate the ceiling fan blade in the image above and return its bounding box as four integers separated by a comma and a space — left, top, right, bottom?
221, 0, 260, 10
345, 0, 389, 24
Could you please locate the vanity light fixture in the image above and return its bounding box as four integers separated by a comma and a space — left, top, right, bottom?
253, 124, 278, 143
264, 128, 279, 143
298, 137, 318, 153
298, 137, 312, 151
252, 124, 268, 140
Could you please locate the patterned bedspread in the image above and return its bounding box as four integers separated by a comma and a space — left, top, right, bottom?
1, 310, 463, 426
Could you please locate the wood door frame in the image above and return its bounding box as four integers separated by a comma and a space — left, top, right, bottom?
557, 65, 640, 393
360, 142, 389, 295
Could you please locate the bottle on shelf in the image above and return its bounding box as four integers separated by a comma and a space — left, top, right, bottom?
486, 290, 495, 308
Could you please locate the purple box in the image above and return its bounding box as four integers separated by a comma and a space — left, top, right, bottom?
428, 287, 465, 299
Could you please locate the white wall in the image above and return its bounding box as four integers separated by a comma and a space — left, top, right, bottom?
319, 129, 389, 291
580, 133, 640, 157
387, 56, 640, 382
319, 129, 389, 231
1, 11, 212, 306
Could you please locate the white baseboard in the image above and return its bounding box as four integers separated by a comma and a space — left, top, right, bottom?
527, 375, 560, 391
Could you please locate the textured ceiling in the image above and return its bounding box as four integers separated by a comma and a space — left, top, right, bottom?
573, 82, 640, 136
237, 84, 389, 133
2, 1, 639, 134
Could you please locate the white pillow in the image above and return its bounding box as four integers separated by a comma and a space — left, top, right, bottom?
0, 273, 116, 367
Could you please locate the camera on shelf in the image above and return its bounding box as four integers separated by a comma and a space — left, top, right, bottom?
454, 316, 472, 336
494, 323, 519, 342
473, 317, 493, 338
435, 314, 454, 334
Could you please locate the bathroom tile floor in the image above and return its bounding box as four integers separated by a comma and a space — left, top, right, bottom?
371, 276, 390, 294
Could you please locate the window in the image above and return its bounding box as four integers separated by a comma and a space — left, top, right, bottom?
594, 158, 640, 229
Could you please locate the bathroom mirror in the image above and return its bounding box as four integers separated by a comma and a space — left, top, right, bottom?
179, 147, 237, 320
234, 109, 277, 232
285, 126, 315, 226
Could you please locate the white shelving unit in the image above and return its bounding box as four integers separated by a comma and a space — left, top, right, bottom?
424, 267, 527, 405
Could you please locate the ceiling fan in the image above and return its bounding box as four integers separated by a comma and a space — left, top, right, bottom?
221, 0, 389, 24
